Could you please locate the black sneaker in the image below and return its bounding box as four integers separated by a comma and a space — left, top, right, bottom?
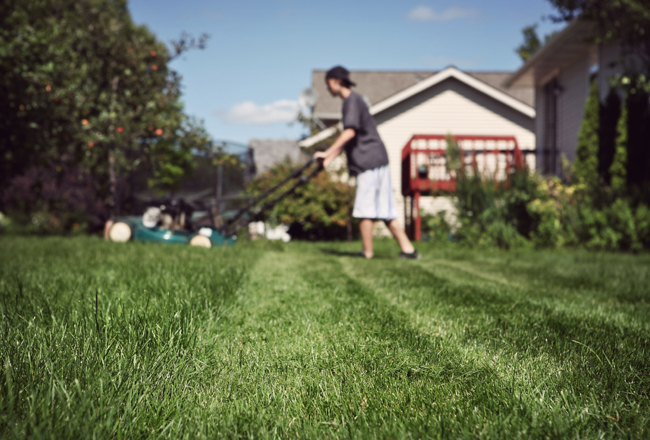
355, 251, 373, 259
399, 250, 421, 260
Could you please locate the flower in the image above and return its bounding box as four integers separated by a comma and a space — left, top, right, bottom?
155, 128, 163, 135
151, 65, 158, 71
117, 127, 124, 133
150, 50, 157, 57
82, 119, 89, 125
88, 141, 94, 147
45, 85, 52, 92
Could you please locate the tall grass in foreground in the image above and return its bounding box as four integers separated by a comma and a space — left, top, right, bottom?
0, 237, 253, 438
1, 236, 649, 438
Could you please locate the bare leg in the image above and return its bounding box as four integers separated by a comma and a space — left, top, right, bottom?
360, 219, 374, 258
387, 219, 415, 254
103, 219, 114, 240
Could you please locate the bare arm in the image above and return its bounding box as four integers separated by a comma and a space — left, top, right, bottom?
313, 128, 355, 168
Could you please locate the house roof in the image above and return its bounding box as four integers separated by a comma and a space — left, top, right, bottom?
312, 68, 534, 120
299, 66, 535, 148
504, 19, 596, 88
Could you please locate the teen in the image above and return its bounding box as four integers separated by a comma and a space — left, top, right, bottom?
314, 66, 419, 259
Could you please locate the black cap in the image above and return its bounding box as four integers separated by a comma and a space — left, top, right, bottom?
325, 66, 356, 87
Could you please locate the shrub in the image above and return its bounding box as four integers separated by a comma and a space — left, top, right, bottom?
526, 177, 576, 248
610, 99, 628, 193
573, 81, 600, 188
420, 210, 452, 242
452, 168, 532, 250
2, 157, 107, 234
449, 161, 650, 251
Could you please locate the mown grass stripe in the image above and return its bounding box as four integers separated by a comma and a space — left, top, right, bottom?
343, 253, 649, 437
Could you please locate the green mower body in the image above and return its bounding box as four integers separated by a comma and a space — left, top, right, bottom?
110, 216, 236, 248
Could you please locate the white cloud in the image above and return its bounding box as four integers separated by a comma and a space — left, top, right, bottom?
217, 100, 301, 125
407, 5, 479, 22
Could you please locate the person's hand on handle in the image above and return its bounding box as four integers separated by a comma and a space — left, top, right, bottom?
312, 128, 355, 169
313, 151, 335, 168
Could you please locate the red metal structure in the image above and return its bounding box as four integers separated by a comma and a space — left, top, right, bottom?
401, 134, 529, 241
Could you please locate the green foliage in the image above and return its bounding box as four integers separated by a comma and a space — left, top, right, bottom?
245, 161, 354, 240
548, 0, 650, 74
598, 88, 621, 183
450, 163, 650, 251
0, 0, 212, 219
515, 24, 557, 62
445, 133, 462, 174
516, 25, 543, 62
420, 210, 452, 242
449, 131, 537, 250
526, 178, 577, 248
573, 81, 600, 187
610, 100, 628, 192
452, 169, 533, 250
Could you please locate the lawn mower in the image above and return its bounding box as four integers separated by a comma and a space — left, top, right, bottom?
107, 159, 323, 248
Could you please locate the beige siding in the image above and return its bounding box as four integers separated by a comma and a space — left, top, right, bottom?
372, 77, 535, 229
534, 85, 546, 172
557, 54, 590, 163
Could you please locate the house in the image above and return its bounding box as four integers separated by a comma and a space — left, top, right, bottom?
504, 20, 632, 176
299, 66, 536, 231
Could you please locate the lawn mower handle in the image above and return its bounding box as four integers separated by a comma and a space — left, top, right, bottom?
219, 159, 324, 236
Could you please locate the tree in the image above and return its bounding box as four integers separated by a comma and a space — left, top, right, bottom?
610, 99, 628, 192
516, 25, 543, 62
573, 81, 600, 187
547, 0, 650, 74
0, 0, 212, 224
597, 88, 621, 183
515, 25, 557, 62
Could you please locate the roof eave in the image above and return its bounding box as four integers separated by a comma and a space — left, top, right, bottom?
504, 19, 595, 88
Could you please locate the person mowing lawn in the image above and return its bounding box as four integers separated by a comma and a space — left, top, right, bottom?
314, 66, 420, 259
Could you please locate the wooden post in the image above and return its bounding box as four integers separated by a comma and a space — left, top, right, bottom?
414, 191, 421, 242
212, 162, 224, 228
108, 148, 116, 220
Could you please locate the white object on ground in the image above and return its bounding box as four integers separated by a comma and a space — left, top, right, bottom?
248, 221, 291, 242
190, 235, 212, 248
265, 224, 291, 243
109, 222, 132, 242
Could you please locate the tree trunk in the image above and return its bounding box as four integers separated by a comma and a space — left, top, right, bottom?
108, 147, 116, 221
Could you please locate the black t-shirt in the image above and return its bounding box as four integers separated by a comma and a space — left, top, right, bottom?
341, 91, 389, 176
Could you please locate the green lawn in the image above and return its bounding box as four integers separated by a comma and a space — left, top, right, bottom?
1, 236, 649, 439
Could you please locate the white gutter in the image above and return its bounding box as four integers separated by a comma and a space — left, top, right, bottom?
298, 124, 341, 148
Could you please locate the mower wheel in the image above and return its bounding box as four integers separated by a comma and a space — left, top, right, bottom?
109, 221, 132, 242
190, 235, 212, 248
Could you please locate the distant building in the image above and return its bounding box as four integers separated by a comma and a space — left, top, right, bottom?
300, 66, 536, 230
504, 20, 634, 176
248, 138, 303, 175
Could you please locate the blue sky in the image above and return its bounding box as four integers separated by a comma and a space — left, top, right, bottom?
127, 0, 564, 145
